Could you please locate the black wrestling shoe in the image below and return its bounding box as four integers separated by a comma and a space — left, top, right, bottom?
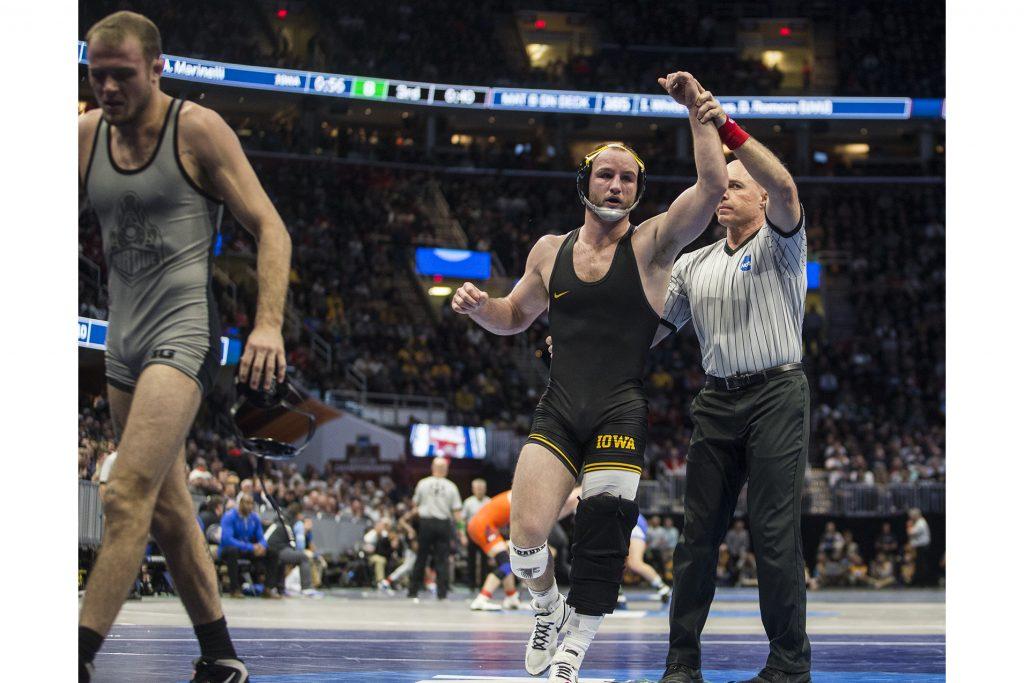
659, 663, 705, 682
729, 667, 811, 683
190, 656, 250, 682
79, 660, 94, 683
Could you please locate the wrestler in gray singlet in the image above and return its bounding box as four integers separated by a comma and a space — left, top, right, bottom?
84, 98, 223, 394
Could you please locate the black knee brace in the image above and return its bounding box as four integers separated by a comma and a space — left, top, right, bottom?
566, 493, 640, 615
492, 551, 512, 580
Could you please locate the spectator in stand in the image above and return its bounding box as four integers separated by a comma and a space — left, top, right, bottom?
93, 450, 118, 501
715, 544, 734, 587
188, 457, 222, 495
662, 516, 679, 554
847, 548, 869, 587
462, 478, 491, 590
906, 508, 932, 585
346, 498, 375, 530
364, 518, 397, 588
292, 511, 326, 589
267, 504, 320, 598
869, 553, 897, 589
198, 496, 226, 545
899, 547, 917, 586
737, 552, 758, 588
724, 520, 751, 576
219, 493, 281, 599
815, 548, 850, 588
646, 516, 669, 577
818, 522, 844, 556
874, 522, 899, 558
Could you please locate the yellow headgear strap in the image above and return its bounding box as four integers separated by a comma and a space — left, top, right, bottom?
583, 143, 646, 173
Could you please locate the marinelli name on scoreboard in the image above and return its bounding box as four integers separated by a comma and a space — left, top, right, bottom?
78, 41, 943, 121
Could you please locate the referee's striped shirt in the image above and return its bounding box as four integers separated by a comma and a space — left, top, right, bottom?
661, 209, 807, 378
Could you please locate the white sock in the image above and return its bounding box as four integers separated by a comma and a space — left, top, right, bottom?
528, 579, 560, 610
651, 576, 666, 589
561, 611, 603, 659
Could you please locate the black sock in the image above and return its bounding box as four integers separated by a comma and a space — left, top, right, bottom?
79, 626, 105, 664
193, 616, 238, 660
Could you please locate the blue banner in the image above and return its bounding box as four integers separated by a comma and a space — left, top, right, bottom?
78, 41, 944, 120
415, 248, 492, 280
78, 317, 238, 366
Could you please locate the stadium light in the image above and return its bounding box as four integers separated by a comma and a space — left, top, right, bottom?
428, 286, 453, 297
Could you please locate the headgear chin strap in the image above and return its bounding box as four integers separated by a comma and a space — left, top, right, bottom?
576, 143, 647, 222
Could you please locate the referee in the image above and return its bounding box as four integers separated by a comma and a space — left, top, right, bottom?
408, 457, 465, 601
658, 92, 811, 683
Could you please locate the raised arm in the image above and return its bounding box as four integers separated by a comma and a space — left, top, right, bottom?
695, 94, 801, 230
641, 72, 729, 266
180, 104, 292, 390
451, 234, 559, 335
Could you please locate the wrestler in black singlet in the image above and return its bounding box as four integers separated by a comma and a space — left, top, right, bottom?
527, 225, 662, 478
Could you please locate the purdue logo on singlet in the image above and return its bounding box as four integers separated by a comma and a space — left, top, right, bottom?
110, 192, 164, 284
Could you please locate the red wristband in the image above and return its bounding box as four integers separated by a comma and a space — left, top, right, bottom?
717, 115, 750, 150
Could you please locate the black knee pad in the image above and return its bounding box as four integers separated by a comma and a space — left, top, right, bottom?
492, 551, 512, 579
566, 494, 640, 615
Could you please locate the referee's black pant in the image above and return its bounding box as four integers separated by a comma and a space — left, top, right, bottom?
666, 370, 811, 674
408, 518, 453, 599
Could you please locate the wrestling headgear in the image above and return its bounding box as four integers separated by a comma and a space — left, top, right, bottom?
229, 377, 317, 460
576, 143, 647, 221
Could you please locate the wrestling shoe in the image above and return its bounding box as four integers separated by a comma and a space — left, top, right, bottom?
729, 667, 811, 683
502, 593, 522, 610
547, 644, 584, 682
377, 579, 396, 594
470, 594, 503, 611
659, 663, 705, 682
79, 660, 94, 683
525, 592, 570, 675
190, 656, 249, 682
658, 584, 672, 603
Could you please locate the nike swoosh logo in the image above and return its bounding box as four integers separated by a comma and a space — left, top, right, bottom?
553, 291, 569, 299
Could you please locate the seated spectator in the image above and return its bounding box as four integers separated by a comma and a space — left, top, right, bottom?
900, 546, 918, 585
219, 493, 281, 599
197, 495, 226, 545
293, 509, 327, 588
266, 503, 321, 598
817, 522, 845, 556
847, 550, 870, 586
874, 521, 899, 557
816, 548, 850, 588
725, 519, 750, 576
737, 551, 758, 588
363, 518, 398, 587
869, 553, 897, 589
188, 457, 221, 495
715, 544, 734, 587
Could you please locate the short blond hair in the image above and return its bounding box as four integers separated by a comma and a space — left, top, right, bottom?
86, 10, 162, 62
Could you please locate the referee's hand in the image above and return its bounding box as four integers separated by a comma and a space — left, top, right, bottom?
694, 90, 728, 128
452, 282, 488, 315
